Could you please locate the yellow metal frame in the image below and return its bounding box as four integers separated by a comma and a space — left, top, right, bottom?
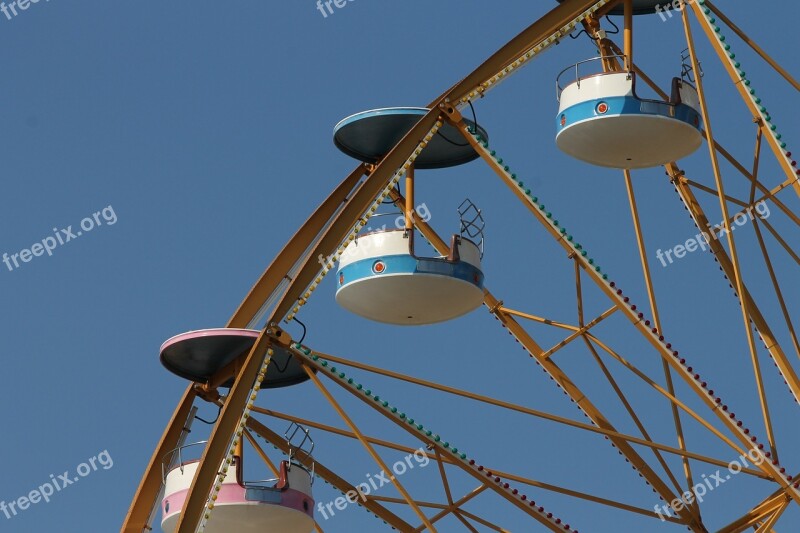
122, 0, 800, 531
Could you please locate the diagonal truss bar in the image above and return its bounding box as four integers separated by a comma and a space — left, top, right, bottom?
717, 491, 791, 533
453, 512, 482, 533
681, 6, 780, 461
278, 351, 770, 478
398, 159, 703, 530
702, 0, 800, 92
500, 307, 579, 331
582, 331, 769, 469
486, 465, 682, 523
254, 408, 443, 461
751, 219, 800, 358
413, 480, 491, 532
760, 218, 800, 267
685, 179, 749, 207
301, 366, 436, 531
541, 305, 617, 359
623, 170, 697, 511
291, 351, 571, 532
122, 386, 197, 532
581, 334, 687, 500
434, 449, 455, 507
604, 33, 800, 402
433, 0, 615, 105
753, 499, 788, 533
670, 168, 800, 403
688, 1, 800, 198
369, 496, 447, 510
445, 109, 800, 508
460, 508, 514, 532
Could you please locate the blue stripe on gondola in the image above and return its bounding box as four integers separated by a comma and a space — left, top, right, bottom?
557, 95, 701, 131
337, 254, 484, 290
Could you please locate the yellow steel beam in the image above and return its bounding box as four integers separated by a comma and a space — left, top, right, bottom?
174, 338, 277, 532
717, 492, 791, 533
685, 178, 749, 207
434, 0, 616, 105
605, 34, 800, 405
460, 508, 513, 532
394, 151, 704, 529
581, 336, 688, 500
623, 0, 633, 70
687, 1, 800, 198
681, 9, 780, 462
242, 430, 279, 477
414, 485, 490, 533
751, 220, 800, 359
253, 407, 444, 462
670, 171, 800, 404
540, 306, 617, 359
754, 500, 788, 533
301, 366, 436, 531
623, 170, 697, 512
317, 349, 768, 478
759, 218, 800, 267
608, 38, 800, 223
229, 163, 367, 328
293, 355, 570, 532
449, 110, 800, 509
121, 386, 197, 532
453, 512, 483, 533
499, 306, 580, 332
487, 464, 683, 523
703, 0, 800, 92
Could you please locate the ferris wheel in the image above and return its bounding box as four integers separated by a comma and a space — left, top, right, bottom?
121, 0, 800, 531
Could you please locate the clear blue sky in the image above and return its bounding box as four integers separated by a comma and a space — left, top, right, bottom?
1, 1, 798, 532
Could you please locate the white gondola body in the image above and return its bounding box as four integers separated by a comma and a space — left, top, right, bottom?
336, 230, 484, 325
161, 460, 315, 533
556, 72, 703, 168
